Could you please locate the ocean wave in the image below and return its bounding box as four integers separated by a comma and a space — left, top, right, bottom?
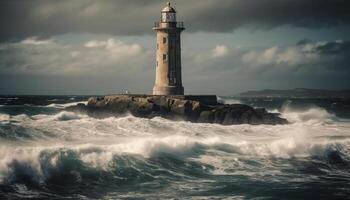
0, 114, 9, 122
0, 101, 87, 109
1, 97, 350, 199
1, 118, 350, 200
0, 97, 19, 100
1, 106, 350, 183
0, 136, 214, 185
0, 112, 85, 141
45, 101, 87, 109
11, 111, 86, 122
3, 129, 347, 160
1, 134, 349, 186
281, 104, 338, 124
217, 96, 241, 104
3, 106, 349, 144
50, 111, 83, 121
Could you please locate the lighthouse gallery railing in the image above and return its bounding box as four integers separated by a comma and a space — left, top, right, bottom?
154, 22, 184, 28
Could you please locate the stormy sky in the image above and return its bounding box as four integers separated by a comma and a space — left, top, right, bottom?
1, 0, 350, 95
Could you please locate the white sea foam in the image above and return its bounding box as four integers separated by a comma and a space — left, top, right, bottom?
0, 113, 10, 121
50, 111, 83, 121
1, 130, 349, 182
0, 101, 87, 109
281, 105, 336, 124
47, 99, 59, 102
45, 101, 87, 109
0, 97, 18, 100
217, 96, 241, 104
1, 105, 350, 182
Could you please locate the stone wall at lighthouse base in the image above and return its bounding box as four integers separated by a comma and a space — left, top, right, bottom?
153, 85, 184, 96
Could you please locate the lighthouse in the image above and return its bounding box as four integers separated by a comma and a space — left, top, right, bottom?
153, 2, 185, 95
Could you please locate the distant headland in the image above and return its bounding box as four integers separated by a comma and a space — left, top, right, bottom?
236, 88, 350, 99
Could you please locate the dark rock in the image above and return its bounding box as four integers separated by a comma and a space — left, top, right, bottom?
66, 95, 288, 125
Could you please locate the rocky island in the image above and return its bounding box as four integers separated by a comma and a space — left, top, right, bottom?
63, 4, 285, 126
67, 95, 288, 125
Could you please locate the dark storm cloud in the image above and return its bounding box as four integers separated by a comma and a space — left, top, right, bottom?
312, 41, 350, 55
189, 40, 350, 93
1, 0, 350, 41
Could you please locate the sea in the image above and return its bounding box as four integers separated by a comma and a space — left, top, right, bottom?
0, 95, 350, 199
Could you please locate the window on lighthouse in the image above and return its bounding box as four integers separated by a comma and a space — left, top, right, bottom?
162, 12, 176, 22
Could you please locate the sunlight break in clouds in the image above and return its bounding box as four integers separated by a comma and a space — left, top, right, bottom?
241, 46, 307, 66
211, 45, 229, 58
84, 38, 143, 56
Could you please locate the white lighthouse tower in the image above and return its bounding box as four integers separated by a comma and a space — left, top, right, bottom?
153, 2, 185, 95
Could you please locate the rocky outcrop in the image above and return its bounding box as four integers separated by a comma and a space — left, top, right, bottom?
67, 95, 288, 125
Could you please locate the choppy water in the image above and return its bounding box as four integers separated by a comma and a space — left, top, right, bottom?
1, 96, 350, 199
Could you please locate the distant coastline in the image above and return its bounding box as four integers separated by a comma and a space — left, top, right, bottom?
235, 88, 350, 99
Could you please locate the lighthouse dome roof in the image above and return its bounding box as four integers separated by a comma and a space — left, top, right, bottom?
162, 2, 176, 13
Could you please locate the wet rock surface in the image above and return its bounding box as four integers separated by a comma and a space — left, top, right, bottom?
67, 95, 288, 125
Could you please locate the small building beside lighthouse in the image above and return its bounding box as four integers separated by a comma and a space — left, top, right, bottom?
153, 2, 185, 95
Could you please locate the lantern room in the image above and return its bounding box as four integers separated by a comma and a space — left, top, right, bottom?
161, 2, 177, 23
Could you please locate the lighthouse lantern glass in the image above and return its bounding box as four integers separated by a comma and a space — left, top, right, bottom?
162, 12, 176, 22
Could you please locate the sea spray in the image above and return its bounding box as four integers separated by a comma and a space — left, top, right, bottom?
0, 97, 350, 199
0, 114, 9, 122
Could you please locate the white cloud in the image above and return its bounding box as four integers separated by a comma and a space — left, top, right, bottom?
211, 45, 229, 58
242, 47, 278, 65
193, 45, 230, 63
0, 36, 151, 76
242, 46, 316, 67
84, 40, 107, 48
184, 39, 350, 93
84, 38, 142, 56
276, 48, 304, 65
70, 51, 81, 57
0, 37, 348, 95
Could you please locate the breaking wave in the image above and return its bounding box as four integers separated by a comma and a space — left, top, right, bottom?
48, 111, 83, 121
279, 101, 337, 123
218, 96, 241, 104
1, 135, 349, 186
1, 98, 350, 199
45, 101, 87, 109
0, 114, 9, 122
